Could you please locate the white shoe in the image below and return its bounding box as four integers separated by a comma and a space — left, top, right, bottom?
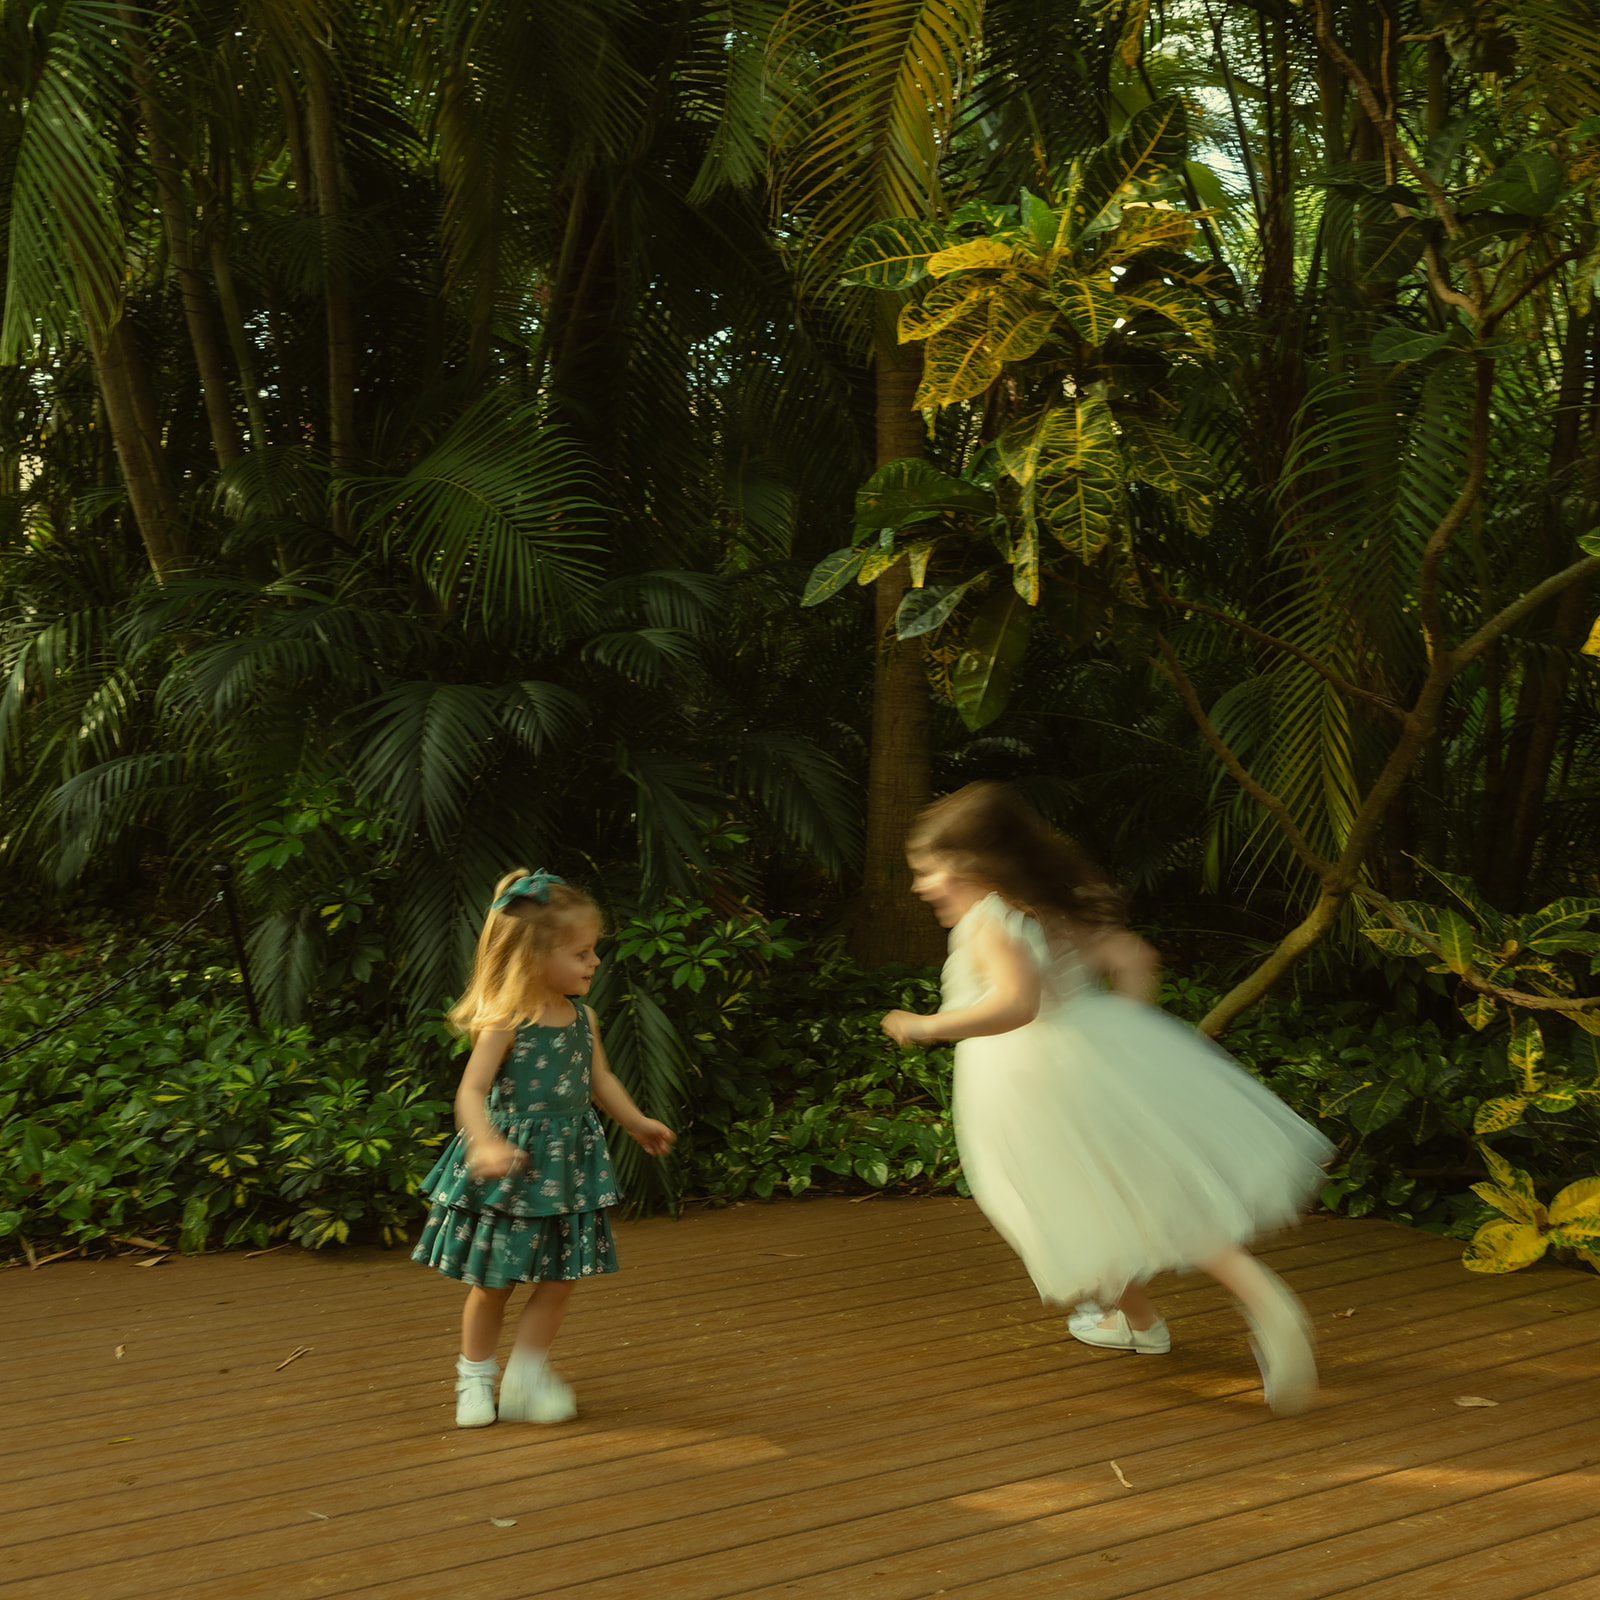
455, 1367, 497, 1428
498, 1348, 577, 1424
1247, 1278, 1317, 1417
1068, 1309, 1171, 1354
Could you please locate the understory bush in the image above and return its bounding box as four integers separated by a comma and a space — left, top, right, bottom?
0, 929, 449, 1256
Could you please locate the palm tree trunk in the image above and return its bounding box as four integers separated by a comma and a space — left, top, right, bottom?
850, 345, 944, 966
92, 313, 185, 576
119, 8, 242, 470
303, 59, 357, 476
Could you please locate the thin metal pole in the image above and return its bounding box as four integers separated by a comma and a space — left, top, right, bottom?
213, 863, 262, 1029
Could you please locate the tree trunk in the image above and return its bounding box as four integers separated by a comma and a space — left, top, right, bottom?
91, 312, 185, 577
850, 345, 945, 966
303, 59, 357, 476
120, 9, 242, 470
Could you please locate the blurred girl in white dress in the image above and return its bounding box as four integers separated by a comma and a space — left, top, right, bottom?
881, 783, 1334, 1415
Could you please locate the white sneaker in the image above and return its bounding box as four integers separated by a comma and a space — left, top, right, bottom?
455, 1370, 497, 1428
498, 1348, 577, 1423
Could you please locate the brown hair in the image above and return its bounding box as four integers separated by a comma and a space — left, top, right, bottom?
907, 782, 1125, 927
447, 869, 602, 1038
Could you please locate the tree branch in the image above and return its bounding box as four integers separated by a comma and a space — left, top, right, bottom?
1150, 582, 1405, 721
1454, 549, 1600, 668
1152, 633, 1333, 880
1418, 357, 1494, 660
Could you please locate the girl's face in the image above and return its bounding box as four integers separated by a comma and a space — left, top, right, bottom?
908, 851, 989, 927
541, 912, 603, 998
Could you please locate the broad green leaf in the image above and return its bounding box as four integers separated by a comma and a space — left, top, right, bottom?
1073, 95, 1188, 240
1579, 528, 1600, 558
1020, 188, 1059, 249
894, 574, 987, 640
854, 1156, 890, 1188
906, 538, 935, 587
1355, 205, 1427, 283
1531, 1084, 1580, 1113
1549, 1177, 1600, 1226
1370, 326, 1452, 363
839, 218, 951, 289
1344, 1077, 1413, 1134
801, 547, 864, 607
926, 237, 1016, 277
1508, 1016, 1544, 1092
1047, 268, 1122, 344
952, 587, 1032, 730
898, 278, 994, 344
1461, 1219, 1547, 1273
1458, 992, 1497, 1031
1119, 417, 1213, 533
1472, 1095, 1528, 1135
1459, 150, 1565, 217
853, 458, 994, 530
1513, 898, 1600, 948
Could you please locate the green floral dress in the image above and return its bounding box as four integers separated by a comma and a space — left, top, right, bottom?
411, 1006, 620, 1287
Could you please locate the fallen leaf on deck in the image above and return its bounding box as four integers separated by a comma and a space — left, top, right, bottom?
1109, 1460, 1134, 1490
1454, 1395, 1499, 1407
490, 1518, 517, 1528
306, 1511, 330, 1520
1333, 1308, 1356, 1318
108, 1437, 133, 1445
245, 1243, 292, 1258
275, 1345, 312, 1370
115, 1345, 125, 1360
32, 1246, 81, 1269
115, 1234, 167, 1251
133, 1255, 168, 1268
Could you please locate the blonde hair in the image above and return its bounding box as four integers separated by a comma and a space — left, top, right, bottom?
908, 782, 1125, 928
448, 868, 602, 1038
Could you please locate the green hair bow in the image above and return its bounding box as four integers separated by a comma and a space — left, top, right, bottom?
490, 870, 565, 912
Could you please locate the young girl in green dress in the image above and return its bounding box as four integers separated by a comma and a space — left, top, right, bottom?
412, 869, 675, 1428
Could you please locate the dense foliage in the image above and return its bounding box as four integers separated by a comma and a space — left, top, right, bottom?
7, 2, 1600, 1256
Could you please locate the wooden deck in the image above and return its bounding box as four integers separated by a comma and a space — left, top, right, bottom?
4, 1198, 1600, 1599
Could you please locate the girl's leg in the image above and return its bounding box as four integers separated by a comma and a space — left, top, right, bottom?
499, 1280, 580, 1423
512, 1279, 576, 1355
1109, 1282, 1159, 1331
1197, 1245, 1316, 1416
461, 1285, 516, 1361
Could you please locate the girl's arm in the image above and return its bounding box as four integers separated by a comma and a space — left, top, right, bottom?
587, 1007, 676, 1156
454, 1029, 521, 1179
1081, 927, 1161, 1003
883, 920, 1041, 1045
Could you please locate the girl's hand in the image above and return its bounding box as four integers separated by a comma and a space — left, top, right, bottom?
467, 1137, 526, 1181
629, 1119, 676, 1157
882, 1010, 928, 1047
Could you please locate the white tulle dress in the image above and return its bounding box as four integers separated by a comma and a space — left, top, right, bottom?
948, 895, 1334, 1305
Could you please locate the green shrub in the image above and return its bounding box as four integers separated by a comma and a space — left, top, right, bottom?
0, 931, 449, 1254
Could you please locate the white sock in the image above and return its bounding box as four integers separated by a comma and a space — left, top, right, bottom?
510, 1345, 549, 1367
457, 1354, 498, 1379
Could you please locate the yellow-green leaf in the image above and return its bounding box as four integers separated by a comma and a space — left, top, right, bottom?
802, 547, 864, 607
1116, 279, 1216, 353
1461, 1218, 1548, 1274
916, 299, 1003, 407
1118, 416, 1213, 534
1469, 1181, 1542, 1226
1459, 991, 1498, 1030
898, 278, 993, 344
952, 586, 1033, 730
1011, 517, 1039, 604
1508, 1016, 1544, 1092
907, 539, 935, 588
1047, 268, 1122, 344
1104, 205, 1199, 262
926, 237, 1017, 277
989, 277, 1056, 364
857, 544, 904, 584
1473, 1095, 1529, 1135
1549, 1175, 1600, 1226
